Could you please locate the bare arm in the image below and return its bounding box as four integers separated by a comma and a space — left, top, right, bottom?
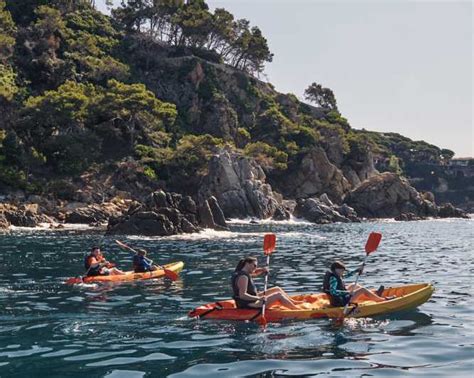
237, 276, 260, 302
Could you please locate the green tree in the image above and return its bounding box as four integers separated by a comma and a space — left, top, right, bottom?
0, 0, 16, 62
94, 79, 177, 148
22, 80, 96, 138
304, 82, 338, 111
0, 63, 18, 102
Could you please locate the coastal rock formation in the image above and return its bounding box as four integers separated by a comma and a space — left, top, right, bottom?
107, 190, 228, 236
345, 172, 467, 219
198, 151, 289, 220
0, 203, 52, 228
294, 194, 359, 224
65, 203, 124, 224
275, 148, 351, 203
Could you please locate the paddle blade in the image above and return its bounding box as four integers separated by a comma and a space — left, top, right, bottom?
263, 233, 276, 255
365, 232, 382, 254
164, 268, 179, 281
115, 240, 129, 250
65, 277, 82, 285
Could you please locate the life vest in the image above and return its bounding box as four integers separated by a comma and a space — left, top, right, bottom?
322, 270, 346, 295
84, 254, 103, 276
133, 255, 151, 272
231, 270, 257, 300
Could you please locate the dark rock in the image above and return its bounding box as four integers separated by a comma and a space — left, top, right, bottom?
178, 196, 197, 214
394, 212, 424, 221
345, 173, 425, 218
181, 218, 198, 233
0, 213, 10, 229
438, 203, 468, 218
108, 211, 175, 236
274, 148, 351, 203
107, 190, 207, 236
199, 151, 287, 219
272, 206, 291, 221
294, 197, 354, 223
207, 196, 228, 229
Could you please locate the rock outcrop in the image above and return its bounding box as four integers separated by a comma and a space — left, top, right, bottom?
0, 203, 53, 228
345, 172, 467, 219
274, 148, 351, 203
294, 194, 359, 224
107, 190, 228, 236
65, 202, 125, 225
198, 151, 289, 220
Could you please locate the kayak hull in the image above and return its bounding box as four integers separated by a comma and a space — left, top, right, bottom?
65, 261, 184, 284
189, 283, 434, 322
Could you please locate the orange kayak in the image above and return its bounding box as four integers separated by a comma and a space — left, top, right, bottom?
189, 283, 434, 322
65, 261, 184, 284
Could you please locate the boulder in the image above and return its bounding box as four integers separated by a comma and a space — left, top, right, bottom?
275, 148, 351, 203
345, 173, 424, 218
107, 211, 175, 236
107, 190, 228, 236
345, 172, 467, 219
294, 196, 357, 223
438, 203, 468, 218
0, 213, 10, 229
66, 204, 116, 224
199, 151, 287, 219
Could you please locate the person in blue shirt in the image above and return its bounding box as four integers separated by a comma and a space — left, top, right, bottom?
132, 249, 158, 273
323, 261, 389, 307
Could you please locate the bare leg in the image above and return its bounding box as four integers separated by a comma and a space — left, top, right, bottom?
249, 292, 301, 310
259, 286, 304, 305
351, 287, 385, 303
109, 268, 125, 275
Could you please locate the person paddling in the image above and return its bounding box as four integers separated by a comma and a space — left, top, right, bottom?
323, 260, 390, 306
84, 246, 125, 277
231, 256, 302, 310
132, 249, 158, 273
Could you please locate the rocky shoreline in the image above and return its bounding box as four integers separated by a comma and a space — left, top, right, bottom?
0, 152, 468, 234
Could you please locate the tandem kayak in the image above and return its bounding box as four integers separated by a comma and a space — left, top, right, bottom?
189, 283, 434, 322
65, 261, 184, 284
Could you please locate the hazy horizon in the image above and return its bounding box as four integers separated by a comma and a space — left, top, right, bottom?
97, 0, 473, 157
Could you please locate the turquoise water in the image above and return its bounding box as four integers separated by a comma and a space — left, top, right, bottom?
0, 219, 473, 377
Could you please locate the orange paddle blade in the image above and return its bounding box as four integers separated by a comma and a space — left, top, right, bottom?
263, 233, 276, 256
164, 268, 179, 281
65, 277, 82, 285
365, 232, 382, 254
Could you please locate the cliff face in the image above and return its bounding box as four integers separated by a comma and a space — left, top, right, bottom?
0, 2, 466, 234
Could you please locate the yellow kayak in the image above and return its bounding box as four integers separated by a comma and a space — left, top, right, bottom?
65, 261, 184, 284
189, 283, 434, 322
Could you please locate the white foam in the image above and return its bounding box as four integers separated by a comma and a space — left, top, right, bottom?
226, 215, 313, 225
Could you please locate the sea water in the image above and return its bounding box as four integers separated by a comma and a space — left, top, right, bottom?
0, 218, 472, 377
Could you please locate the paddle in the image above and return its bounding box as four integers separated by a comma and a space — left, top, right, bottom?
340, 232, 382, 320
259, 233, 276, 326
114, 240, 179, 281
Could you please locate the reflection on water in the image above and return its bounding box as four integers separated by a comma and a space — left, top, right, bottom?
0, 218, 473, 377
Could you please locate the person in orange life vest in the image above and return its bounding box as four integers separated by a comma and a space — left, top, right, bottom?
84, 246, 125, 276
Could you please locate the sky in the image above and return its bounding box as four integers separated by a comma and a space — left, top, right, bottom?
96, 0, 473, 157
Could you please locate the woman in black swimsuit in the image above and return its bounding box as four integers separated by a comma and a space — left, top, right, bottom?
231, 256, 301, 310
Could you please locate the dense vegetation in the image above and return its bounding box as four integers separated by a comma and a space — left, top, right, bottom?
0, 0, 456, 201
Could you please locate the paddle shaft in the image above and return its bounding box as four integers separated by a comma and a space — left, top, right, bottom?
343, 254, 368, 316
261, 253, 271, 320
